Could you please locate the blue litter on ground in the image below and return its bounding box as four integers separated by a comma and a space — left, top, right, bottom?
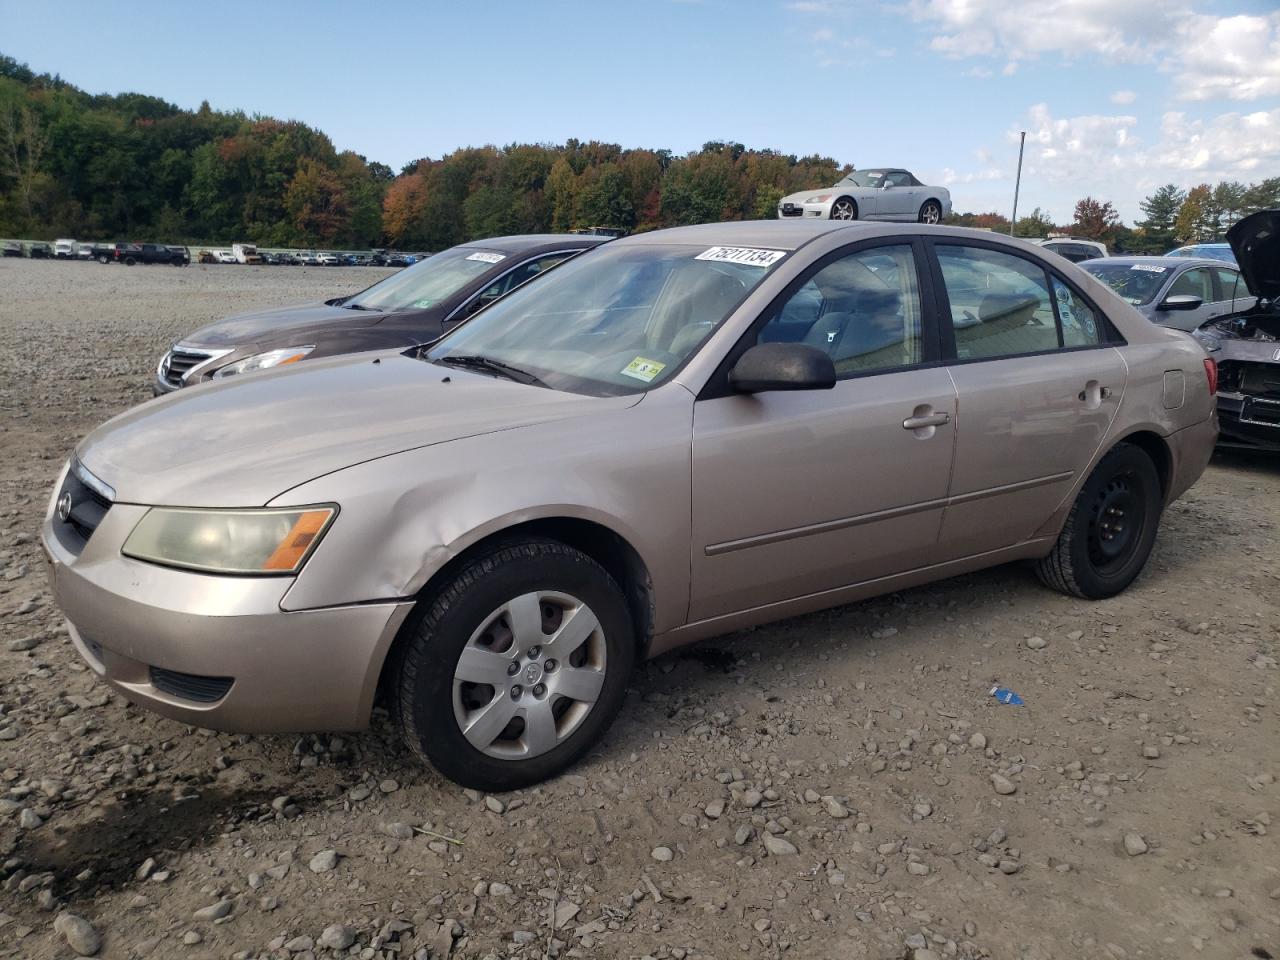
990, 686, 1024, 706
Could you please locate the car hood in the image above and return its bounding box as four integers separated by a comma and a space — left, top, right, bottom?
77, 352, 639, 508
1226, 209, 1280, 302
181, 301, 393, 349
780, 188, 839, 205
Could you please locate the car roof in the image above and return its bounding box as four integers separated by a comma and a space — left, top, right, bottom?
457, 234, 609, 254
616, 219, 890, 251
1087, 255, 1230, 269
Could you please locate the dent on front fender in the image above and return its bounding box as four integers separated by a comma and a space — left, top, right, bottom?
275, 391, 695, 631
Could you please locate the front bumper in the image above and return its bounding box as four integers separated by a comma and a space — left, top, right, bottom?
778, 200, 831, 219
42, 502, 413, 733
1216, 393, 1280, 450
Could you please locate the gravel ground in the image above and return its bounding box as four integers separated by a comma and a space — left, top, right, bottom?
0, 258, 1277, 960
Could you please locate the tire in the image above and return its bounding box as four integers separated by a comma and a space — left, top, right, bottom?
393, 538, 635, 791
97, 255, 108, 264
1036, 443, 1162, 599
918, 200, 943, 224
124, 256, 136, 266
829, 197, 858, 220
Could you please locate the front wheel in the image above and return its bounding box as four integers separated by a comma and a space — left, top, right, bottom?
393, 538, 635, 791
829, 197, 858, 220
1036, 443, 1162, 599
918, 200, 943, 224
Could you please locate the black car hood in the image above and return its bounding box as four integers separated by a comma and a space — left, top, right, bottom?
1227, 209, 1280, 302
182, 301, 391, 348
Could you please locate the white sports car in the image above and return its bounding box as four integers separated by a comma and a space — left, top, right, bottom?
778, 168, 952, 224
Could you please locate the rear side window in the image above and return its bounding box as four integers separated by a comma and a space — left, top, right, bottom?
1213, 267, 1243, 303
755, 243, 924, 377
1051, 277, 1103, 346
937, 245, 1058, 359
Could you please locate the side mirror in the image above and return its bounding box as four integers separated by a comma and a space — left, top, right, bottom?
729, 343, 836, 393
881, 182, 893, 190
1157, 294, 1203, 312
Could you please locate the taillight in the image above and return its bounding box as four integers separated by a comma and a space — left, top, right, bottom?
1203, 357, 1218, 395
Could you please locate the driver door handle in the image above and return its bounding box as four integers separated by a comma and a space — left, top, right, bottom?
902, 411, 951, 430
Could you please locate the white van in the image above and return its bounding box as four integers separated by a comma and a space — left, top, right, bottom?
54, 238, 76, 259
232, 243, 262, 265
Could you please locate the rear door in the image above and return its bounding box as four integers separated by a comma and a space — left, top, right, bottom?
689, 239, 956, 620
928, 240, 1126, 559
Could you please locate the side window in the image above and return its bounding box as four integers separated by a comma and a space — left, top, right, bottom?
937, 245, 1058, 359
1212, 267, 1242, 303
755, 244, 923, 376
1051, 277, 1103, 346
1167, 267, 1213, 302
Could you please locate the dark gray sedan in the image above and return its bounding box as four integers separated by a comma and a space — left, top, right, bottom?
1083, 256, 1253, 332
155, 235, 608, 393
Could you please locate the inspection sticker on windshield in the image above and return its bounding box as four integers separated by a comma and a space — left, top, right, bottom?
621, 357, 667, 382
1129, 264, 1167, 273
465, 251, 506, 264
695, 246, 786, 268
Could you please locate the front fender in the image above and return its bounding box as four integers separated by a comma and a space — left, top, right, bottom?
273, 387, 695, 634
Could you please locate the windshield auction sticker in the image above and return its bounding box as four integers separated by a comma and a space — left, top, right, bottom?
695, 246, 786, 268
1129, 264, 1168, 273
621, 357, 667, 382
465, 251, 506, 264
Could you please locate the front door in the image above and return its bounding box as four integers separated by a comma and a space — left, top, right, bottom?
689, 241, 956, 621
930, 241, 1127, 558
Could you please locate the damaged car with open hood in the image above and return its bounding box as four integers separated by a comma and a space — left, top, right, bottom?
1193, 210, 1280, 451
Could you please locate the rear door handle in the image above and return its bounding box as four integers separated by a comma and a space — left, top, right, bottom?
902, 412, 951, 430
1078, 385, 1113, 401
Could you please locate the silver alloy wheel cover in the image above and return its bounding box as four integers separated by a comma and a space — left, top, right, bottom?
452, 590, 607, 760
921, 203, 941, 224
831, 199, 856, 220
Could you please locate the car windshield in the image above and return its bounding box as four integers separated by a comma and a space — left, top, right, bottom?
838, 170, 889, 188
425, 243, 785, 396
1083, 262, 1170, 305
345, 247, 506, 311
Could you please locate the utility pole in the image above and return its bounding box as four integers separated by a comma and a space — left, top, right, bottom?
1010, 131, 1026, 236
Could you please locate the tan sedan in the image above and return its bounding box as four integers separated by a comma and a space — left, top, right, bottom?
42, 221, 1217, 791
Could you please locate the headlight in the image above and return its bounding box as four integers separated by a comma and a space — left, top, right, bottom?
122, 506, 336, 575
212, 345, 315, 379
806, 195, 832, 204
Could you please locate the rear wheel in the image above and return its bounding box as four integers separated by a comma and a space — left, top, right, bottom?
1036, 443, 1162, 599
124, 256, 136, 266
918, 200, 943, 224
393, 538, 634, 791
830, 197, 858, 220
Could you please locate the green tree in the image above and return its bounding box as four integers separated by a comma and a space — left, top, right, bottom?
1013, 207, 1055, 238
1175, 184, 1211, 243
1136, 184, 1183, 251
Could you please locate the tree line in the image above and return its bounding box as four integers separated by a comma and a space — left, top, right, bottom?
2, 53, 1277, 252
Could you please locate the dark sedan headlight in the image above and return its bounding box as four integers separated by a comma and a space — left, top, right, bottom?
213, 346, 315, 379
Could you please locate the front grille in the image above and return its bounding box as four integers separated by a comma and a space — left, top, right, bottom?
51, 463, 113, 555
780, 204, 803, 217
1218, 360, 1280, 399
160, 346, 213, 388
149, 667, 234, 704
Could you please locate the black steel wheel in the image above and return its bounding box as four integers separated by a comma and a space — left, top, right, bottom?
1036, 443, 1162, 599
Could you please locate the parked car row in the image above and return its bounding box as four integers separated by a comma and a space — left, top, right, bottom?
47, 212, 1266, 794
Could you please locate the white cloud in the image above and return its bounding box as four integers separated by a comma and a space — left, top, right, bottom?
964, 65, 994, 79
944, 103, 1280, 219
906, 1, 1279, 101
1001, 61, 1018, 76
1171, 13, 1280, 101
1110, 90, 1137, 105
